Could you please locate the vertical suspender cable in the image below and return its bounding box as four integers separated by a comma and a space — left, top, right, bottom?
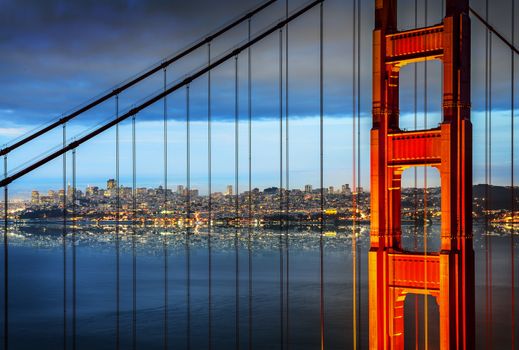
187, 85, 191, 224
319, 2, 325, 350
132, 113, 137, 350
351, 0, 358, 348
356, 2, 362, 347
186, 85, 191, 350
485, 0, 490, 344
247, 18, 253, 350
278, 26, 284, 350
279, 28, 284, 228
186, 216, 190, 350
163, 67, 169, 350
423, 1, 429, 348
284, 1, 290, 348
62, 124, 67, 350
115, 95, 120, 350
484, 0, 493, 345
357, 0, 361, 197
234, 54, 240, 350
413, 1, 419, 348
489, 15, 494, 347
208, 42, 213, 350
511, 0, 516, 346
71, 148, 77, 350
3, 154, 7, 350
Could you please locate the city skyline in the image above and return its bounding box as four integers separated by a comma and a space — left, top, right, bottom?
1, 0, 518, 198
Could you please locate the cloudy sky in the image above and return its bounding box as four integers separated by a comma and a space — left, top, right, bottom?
0, 0, 517, 197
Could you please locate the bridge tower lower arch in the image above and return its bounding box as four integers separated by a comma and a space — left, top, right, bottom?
369, 0, 475, 349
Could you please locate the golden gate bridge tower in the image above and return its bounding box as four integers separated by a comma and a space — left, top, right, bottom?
369, 0, 475, 348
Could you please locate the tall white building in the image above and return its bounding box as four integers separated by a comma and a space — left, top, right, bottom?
225, 185, 233, 196
342, 184, 352, 195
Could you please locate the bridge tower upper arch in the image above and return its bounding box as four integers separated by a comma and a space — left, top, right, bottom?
369, 0, 475, 349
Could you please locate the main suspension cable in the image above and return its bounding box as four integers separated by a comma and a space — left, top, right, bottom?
0, 0, 279, 160
0, 0, 325, 190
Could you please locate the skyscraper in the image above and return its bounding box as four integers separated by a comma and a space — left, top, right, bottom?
31, 191, 40, 205
107, 179, 117, 190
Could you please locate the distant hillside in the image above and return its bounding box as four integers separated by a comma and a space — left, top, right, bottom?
473, 184, 519, 210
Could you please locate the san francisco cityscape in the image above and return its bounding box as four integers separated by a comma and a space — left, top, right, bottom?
3, 180, 516, 230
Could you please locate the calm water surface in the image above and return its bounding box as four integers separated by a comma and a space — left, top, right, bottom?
0, 224, 517, 349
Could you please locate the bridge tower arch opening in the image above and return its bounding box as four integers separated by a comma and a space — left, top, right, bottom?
399, 166, 442, 253
369, 0, 475, 349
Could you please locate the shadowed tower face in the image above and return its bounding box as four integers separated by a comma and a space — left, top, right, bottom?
369, 0, 475, 348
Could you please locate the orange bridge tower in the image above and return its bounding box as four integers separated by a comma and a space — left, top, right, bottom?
369, 0, 475, 349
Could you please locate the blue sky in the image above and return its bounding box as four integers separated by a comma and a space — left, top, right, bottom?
0, 0, 517, 198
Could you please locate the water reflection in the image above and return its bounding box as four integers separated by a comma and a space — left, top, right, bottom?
0, 224, 516, 349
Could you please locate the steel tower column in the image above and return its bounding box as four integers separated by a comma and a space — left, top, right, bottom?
369, 0, 474, 348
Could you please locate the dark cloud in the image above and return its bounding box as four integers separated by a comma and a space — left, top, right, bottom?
0, 0, 516, 131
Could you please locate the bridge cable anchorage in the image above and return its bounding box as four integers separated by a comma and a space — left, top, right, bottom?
278, 26, 284, 350
0, 0, 279, 158
0, 0, 324, 189
186, 84, 192, 350
319, 2, 325, 350
115, 94, 121, 350
62, 123, 67, 350
163, 66, 169, 350
284, 0, 290, 348
131, 113, 137, 350
71, 148, 77, 350
246, 17, 254, 350
3, 154, 8, 350
234, 53, 241, 347
207, 40, 213, 350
